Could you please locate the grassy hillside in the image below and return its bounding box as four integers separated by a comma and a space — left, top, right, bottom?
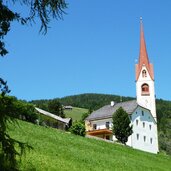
31, 93, 171, 155
64, 107, 88, 121
9, 120, 171, 171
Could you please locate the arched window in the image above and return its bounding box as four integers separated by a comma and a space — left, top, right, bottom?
142, 70, 147, 77
141, 83, 150, 95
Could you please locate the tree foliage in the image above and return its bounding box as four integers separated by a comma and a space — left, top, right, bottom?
112, 107, 133, 144
80, 107, 93, 123
31, 93, 134, 111
70, 121, 85, 137
0, 90, 33, 170
156, 99, 171, 155
1, 0, 67, 56
48, 99, 65, 118
13, 98, 38, 123
0, 0, 67, 169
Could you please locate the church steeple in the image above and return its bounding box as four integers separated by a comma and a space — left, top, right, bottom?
136, 17, 154, 81
135, 17, 156, 120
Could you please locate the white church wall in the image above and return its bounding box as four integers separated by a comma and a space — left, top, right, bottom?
131, 106, 158, 154
136, 66, 156, 120
126, 134, 132, 146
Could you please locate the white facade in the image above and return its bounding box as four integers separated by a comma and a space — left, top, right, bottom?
135, 65, 159, 153
90, 118, 112, 130
129, 106, 158, 153
136, 65, 157, 120
86, 106, 159, 154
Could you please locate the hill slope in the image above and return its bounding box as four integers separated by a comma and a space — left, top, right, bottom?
9, 120, 171, 171
31, 93, 171, 155
64, 107, 88, 121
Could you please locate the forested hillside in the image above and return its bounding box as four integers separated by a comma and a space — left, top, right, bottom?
31, 93, 171, 155
31, 93, 134, 110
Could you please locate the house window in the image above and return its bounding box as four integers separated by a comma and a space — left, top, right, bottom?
141, 83, 150, 95
149, 124, 152, 130
143, 122, 145, 128
144, 136, 146, 142
150, 138, 153, 144
142, 111, 144, 116
93, 124, 97, 130
106, 122, 110, 129
142, 70, 147, 77
136, 120, 138, 126
137, 134, 139, 140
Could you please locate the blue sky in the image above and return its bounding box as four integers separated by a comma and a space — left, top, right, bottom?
1, 0, 171, 101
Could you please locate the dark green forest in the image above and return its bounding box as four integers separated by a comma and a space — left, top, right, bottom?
31, 93, 134, 111
30, 93, 171, 155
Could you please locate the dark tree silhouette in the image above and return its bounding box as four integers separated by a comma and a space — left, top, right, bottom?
0, 0, 67, 169
48, 99, 65, 118
112, 107, 133, 145
0, 79, 33, 170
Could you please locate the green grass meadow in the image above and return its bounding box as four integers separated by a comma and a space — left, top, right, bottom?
8, 120, 171, 171
64, 107, 88, 121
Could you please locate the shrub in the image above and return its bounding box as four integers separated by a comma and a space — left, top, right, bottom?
70, 121, 85, 136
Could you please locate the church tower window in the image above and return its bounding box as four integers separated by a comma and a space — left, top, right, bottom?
142, 70, 147, 77
141, 83, 149, 95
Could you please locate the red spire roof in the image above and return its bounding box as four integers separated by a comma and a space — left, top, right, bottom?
136, 18, 154, 80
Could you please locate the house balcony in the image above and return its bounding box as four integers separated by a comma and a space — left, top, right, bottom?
86, 129, 113, 140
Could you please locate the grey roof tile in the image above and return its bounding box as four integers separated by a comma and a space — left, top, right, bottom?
86, 100, 138, 121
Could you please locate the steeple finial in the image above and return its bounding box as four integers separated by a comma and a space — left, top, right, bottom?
140, 17, 143, 29
140, 16, 143, 21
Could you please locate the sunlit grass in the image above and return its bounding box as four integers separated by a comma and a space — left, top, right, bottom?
8, 120, 171, 171
64, 107, 88, 121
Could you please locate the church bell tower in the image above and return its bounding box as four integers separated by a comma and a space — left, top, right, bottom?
135, 18, 157, 121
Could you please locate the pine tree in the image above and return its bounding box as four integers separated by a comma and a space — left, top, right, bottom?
112, 107, 133, 144
48, 99, 65, 118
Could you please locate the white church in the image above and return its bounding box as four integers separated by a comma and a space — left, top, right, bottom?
85, 18, 159, 154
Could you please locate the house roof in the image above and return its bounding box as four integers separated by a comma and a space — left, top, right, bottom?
86, 100, 138, 121
35, 107, 71, 124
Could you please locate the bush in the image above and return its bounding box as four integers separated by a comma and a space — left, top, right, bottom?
70, 121, 85, 136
